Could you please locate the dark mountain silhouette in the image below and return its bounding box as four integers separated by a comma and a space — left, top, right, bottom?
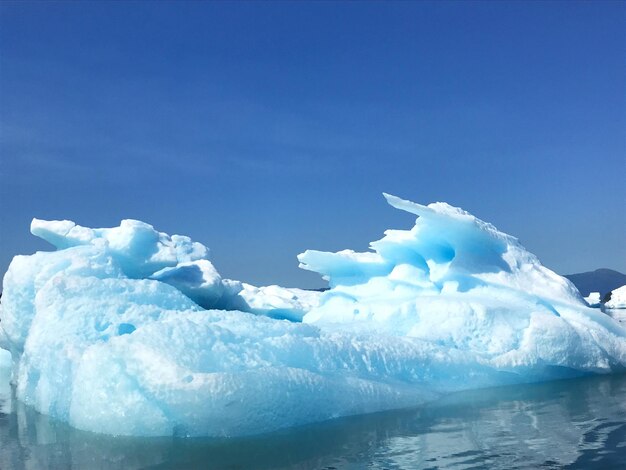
564, 269, 626, 297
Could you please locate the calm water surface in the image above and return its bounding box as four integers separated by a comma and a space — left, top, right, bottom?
2, 372, 625, 470
2, 307, 626, 470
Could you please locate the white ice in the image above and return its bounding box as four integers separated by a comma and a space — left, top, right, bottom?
1, 194, 624, 437
584, 292, 602, 307
605, 285, 626, 309
237, 283, 320, 321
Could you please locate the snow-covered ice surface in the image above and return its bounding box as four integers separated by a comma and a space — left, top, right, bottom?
1, 195, 625, 437
605, 285, 626, 309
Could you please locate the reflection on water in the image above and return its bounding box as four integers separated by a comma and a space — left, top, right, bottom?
1, 366, 625, 469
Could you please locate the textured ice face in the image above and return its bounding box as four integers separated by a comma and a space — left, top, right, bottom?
0, 245, 121, 357
31, 218, 210, 279
16, 275, 201, 425
298, 194, 626, 370
299, 194, 586, 332
1, 195, 625, 437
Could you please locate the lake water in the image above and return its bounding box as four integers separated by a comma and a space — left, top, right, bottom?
2, 309, 625, 469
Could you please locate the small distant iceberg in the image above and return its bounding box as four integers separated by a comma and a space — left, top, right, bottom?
1, 194, 624, 437
585, 292, 602, 308
605, 285, 626, 310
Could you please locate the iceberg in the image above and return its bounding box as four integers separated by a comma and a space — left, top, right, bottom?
584, 292, 602, 307
1, 195, 625, 437
605, 285, 626, 309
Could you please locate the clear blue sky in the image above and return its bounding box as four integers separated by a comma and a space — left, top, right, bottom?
1, 1, 624, 288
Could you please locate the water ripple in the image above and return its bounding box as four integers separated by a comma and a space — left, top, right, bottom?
1, 372, 626, 469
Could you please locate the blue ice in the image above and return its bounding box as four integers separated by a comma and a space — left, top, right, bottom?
0, 194, 624, 437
